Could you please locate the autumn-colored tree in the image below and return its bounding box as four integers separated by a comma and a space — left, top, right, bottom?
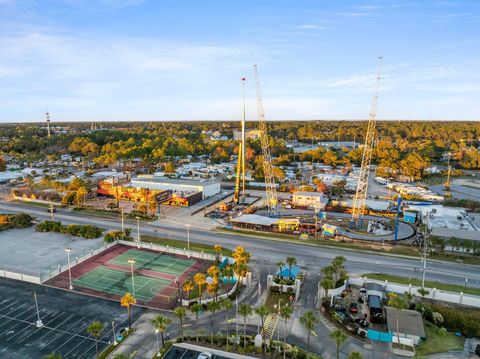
120, 292, 135, 329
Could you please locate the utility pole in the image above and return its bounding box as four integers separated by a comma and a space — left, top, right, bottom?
420, 212, 429, 288
45, 111, 51, 139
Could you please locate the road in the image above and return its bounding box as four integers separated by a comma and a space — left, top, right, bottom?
1, 201, 480, 289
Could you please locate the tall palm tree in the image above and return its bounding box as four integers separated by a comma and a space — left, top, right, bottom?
194, 273, 206, 305
120, 292, 135, 329
214, 244, 223, 262
276, 260, 285, 278
86, 320, 104, 357
42, 353, 62, 359
418, 287, 430, 300
221, 298, 233, 342
300, 310, 319, 354
182, 280, 194, 300
207, 300, 221, 344
190, 303, 202, 341
222, 265, 235, 292
280, 306, 293, 359
285, 256, 297, 280
320, 277, 335, 298
239, 303, 253, 349
174, 307, 187, 340
329, 329, 347, 359
151, 314, 171, 348
403, 291, 414, 308
388, 293, 406, 345
255, 304, 270, 355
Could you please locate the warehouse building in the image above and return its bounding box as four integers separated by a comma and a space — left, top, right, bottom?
130, 176, 221, 200
292, 191, 329, 210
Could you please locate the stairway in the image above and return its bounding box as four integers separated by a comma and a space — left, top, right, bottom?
262, 313, 279, 340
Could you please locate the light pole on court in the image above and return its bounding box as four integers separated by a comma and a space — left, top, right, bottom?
136, 216, 141, 248
155, 328, 160, 356
185, 224, 191, 258
128, 258, 136, 301
65, 247, 73, 290
33, 291, 43, 328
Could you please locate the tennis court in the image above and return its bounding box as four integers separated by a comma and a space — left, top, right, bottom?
108, 248, 196, 276
73, 266, 171, 302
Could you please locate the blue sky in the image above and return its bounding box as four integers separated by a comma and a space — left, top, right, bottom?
0, 0, 479, 122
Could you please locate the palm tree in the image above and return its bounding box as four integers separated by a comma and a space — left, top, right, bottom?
280, 306, 293, 359
151, 314, 171, 348
320, 277, 335, 298
183, 280, 194, 300
388, 293, 406, 345
285, 256, 297, 280
221, 298, 233, 342
347, 351, 364, 359
214, 244, 223, 262
329, 329, 347, 359
42, 353, 62, 359
194, 273, 206, 305
190, 303, 202, 341
255, 304, 270, 354
86, 320, 104, 357
239, 303, 252, 349
404, 291, 414, 308
276, 260, 285, 278
222, 265, 234, 292
207, 265, 221, 283
174, 307, 187, 340
207, 300, 221, 344
300, 310, 319, 354
120, 292, 135, 329
418, 287, 430, 300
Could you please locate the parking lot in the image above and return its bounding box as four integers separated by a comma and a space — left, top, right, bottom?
0, 277, 142, 359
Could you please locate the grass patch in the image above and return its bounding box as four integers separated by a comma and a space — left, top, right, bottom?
97, 327, 135, 359
153, 339, 174, 358
415, 321, 464, 357
265, 289, 294, 309
363, 273, 480, 296
12, 200, 53, 208
73, 207, 120, 218
141, 234, 233, 257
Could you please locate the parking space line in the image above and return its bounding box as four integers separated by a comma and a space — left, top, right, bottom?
16, 312, 68, 344
39, 316, 86, 349
0, 299, 20, 314
5, 311, 63, 341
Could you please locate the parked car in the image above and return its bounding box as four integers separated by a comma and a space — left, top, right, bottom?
350, 302, 358, 314
197, 353, 213, 359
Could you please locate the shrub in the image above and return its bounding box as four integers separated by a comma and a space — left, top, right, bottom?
35, 220, 102, 239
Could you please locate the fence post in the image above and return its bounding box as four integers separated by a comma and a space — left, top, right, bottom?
460, 292, 464, 304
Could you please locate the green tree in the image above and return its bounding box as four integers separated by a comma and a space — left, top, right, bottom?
280, 305, 293, 359
239, 303, 253, 349
285, 256, 297, 280
418, 287, 430, 300
221, 298, 233, 347
151, 314, 171, 348
255, 304, 271, 355
388, 293, 406, 345
42, 353, 62, 359
174, 306, 187, 341
300, 310, 319, 354
207, 300, 221, 344
276, 260, 285, 278
86, 320, 104, 357
330, 329, 348, 359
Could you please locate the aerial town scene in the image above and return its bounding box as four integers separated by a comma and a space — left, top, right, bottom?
0, 1, 479, 359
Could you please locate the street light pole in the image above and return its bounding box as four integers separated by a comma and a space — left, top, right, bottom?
121, 207, 124, 233
33, 291, 43, 328
136, 216, 141, 248
128, 258, 136, 300
155, 328, 160, 356
421, 212, 429, 288
112, 320, 118, 346
185, 224, 191, 258
65, 247, 73, 290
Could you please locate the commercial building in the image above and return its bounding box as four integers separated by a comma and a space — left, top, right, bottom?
292, 191, 329, 210
130, 176, 221, 200
233, 129, 262, 141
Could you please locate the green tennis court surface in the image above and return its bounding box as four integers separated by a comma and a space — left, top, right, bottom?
73, 266, 171, 302
108, 249, 196, 276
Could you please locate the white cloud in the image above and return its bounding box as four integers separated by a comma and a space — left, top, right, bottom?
297, 24, 327, 30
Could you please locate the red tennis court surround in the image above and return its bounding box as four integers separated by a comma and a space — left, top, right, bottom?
45, 243, 212, 309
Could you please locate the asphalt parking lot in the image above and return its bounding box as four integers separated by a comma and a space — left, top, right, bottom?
0, 277, 143, 359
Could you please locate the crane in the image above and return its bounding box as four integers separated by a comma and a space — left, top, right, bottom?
351, 57, 383, 228
253, 65, 278, 217
234, 77, 247, 205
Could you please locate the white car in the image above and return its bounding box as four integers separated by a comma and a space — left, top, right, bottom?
197, 353, 213, 359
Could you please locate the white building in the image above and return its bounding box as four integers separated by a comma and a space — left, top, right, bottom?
130, 176, 221, 199
292, 191, 329, 210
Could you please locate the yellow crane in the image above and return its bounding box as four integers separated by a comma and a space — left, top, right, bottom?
253, 65, 278, 216
233, 77, 247, 204
351, 57, 383, 228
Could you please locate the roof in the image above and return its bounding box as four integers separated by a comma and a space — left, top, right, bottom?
366, 282, 385, 292
277, 265, 300, 279
368, 295, 381, 308
431, 227, 480, 241
131, 176, 219, 187
293, 191, 326, 197
229, 214, 277, 226
385, 307, 425, 337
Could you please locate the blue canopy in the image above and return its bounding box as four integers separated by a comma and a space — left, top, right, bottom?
276, 265, 300, 279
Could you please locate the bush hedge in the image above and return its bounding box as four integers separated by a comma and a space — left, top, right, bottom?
36, 220, 102, 239
0, 213, 34, 230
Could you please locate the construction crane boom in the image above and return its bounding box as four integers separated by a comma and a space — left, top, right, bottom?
253, 64, 278, 216
351, 57, 383, 227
